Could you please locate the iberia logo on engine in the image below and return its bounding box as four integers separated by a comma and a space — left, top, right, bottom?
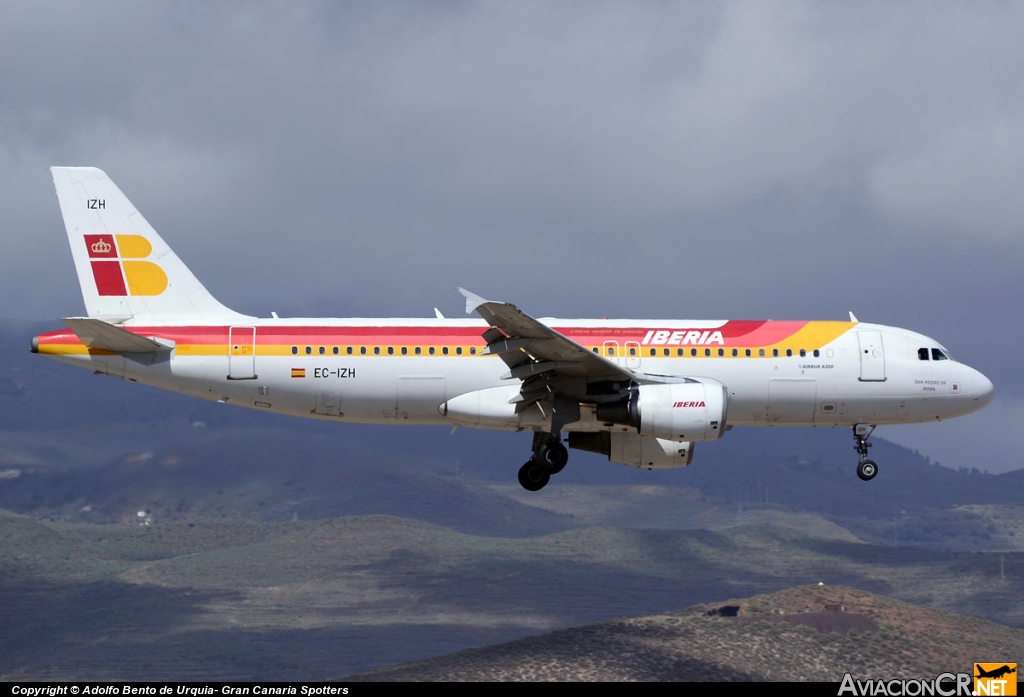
673, 401, 706, 408
85, 234, 167, 296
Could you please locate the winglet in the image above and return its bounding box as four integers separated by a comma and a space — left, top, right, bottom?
849, 311, 859, 323
457, 288, 490, 314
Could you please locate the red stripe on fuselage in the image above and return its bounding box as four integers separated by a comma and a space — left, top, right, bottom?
36, 319, 813, 348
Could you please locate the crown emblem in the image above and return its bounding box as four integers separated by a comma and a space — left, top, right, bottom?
91, 239, 112, 254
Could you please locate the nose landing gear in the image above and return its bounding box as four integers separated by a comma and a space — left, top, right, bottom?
854, 424, 878, 481
517, 433, 569, 491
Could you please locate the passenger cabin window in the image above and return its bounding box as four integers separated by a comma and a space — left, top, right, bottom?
608, 347, 615, 356
374, 347, 381, 355
333, 347, 339, 355
429, 347, 435, 355
347, 347, 353, 355
677, 348, 684, 356
813, 349, 820, 357
759, 349, 765, 357
932, 348, 949, 361
704, 348, 711, 357
786, 349, 792, 357
470, 347, 476, 355
732, 349, 738, 357
387, 347, 394, 355
305, 346, 312, 355
319, 346, 325, 355
745, 349, 751, 357
691, 348, 698, 357
415, 347, 421, 355
291, 346, 298, 355
650, 348, 656, 357
360, 347, 367, 355
456, 347, 463, 355
799, 349, 806, 357
918, 348, 930, 360
442, 347, 449, 355
772, 349, 779, 357
718, 348, 724, 357
629, 347, 636, 356
401, 347, 408, 355
664, 348, 670, 356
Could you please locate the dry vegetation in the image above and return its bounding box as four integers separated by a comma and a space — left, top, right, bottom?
342, 585, 1024, 682
2, 510, 1023, 681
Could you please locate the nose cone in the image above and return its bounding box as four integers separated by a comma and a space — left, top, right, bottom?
970, 368, 994, 411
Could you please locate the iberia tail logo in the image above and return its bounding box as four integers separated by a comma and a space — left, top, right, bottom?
84, 234, 168, 296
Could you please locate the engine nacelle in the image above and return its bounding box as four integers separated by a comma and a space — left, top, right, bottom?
569, 432, 694, 469
442, 387, 599, 431
442, 385, 539, 429
595, 380, 728, 442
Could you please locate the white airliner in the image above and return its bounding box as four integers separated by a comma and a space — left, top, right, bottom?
33, 167, 994, 490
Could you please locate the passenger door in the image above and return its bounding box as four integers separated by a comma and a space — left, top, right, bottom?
228, 326, 257, 380
858, 331, 886, 382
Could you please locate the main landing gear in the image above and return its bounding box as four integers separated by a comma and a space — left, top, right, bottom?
517, 434, 569, 492
854, 424, 878, 481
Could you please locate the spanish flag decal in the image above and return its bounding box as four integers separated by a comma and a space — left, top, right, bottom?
291, 368, 306, 378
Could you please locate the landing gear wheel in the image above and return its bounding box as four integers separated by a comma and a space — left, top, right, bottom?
518, 459, 550, 491
537, 440, 569, 474
857, 460, 878, 481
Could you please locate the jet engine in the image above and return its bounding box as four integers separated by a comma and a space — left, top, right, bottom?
595, 380, 728, 442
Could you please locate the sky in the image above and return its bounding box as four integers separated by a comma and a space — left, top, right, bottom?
1, 1, 1022, 472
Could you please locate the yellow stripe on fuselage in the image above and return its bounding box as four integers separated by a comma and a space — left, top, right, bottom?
763, 321, 856, 352
39, 322, 858, 359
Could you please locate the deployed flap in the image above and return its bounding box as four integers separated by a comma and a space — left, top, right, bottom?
63, 318, 173, 353
458, 288, 632, 381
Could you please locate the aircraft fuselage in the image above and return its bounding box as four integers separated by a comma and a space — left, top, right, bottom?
35, 317, 993, 429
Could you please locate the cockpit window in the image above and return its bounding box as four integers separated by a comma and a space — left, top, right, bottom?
931, 348, 949, 361
918, 348, 929, 361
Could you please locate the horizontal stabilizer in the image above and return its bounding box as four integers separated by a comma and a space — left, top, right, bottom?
63, 318, 173, 353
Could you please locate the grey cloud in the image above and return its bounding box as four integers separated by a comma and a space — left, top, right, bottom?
1, 0, 1021, 469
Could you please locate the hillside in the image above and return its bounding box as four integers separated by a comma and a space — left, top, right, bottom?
3, 320, 1024, 681
341, 585, 1024, 681
2, 512, 1022, 680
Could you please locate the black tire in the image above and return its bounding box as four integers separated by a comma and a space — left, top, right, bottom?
518, 459, 550, 491
857, 460, 878, 481
537, 440, 569, 474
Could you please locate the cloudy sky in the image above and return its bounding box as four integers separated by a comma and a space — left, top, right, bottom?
2, 1, 1022, 471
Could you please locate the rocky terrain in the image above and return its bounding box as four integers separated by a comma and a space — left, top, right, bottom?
342, 585, 1024, 681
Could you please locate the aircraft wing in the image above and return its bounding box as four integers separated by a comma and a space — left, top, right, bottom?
459, 288, 632, 382
63, 318, 174, 353
458, 289, 638, 429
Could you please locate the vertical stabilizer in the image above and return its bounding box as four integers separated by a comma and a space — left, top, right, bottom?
50, 166, 249, 324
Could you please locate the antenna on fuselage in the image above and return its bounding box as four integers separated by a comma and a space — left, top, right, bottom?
849, 311, 859, 322
435, 308, 445, 319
